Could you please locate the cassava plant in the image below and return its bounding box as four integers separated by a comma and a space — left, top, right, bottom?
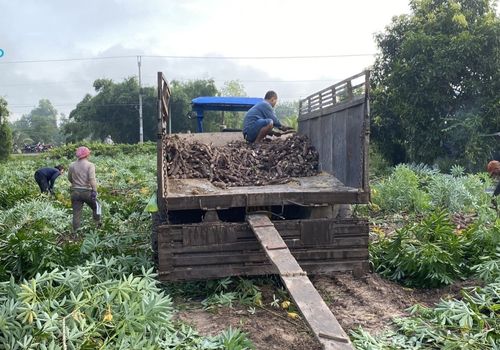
370, 209, 465, 287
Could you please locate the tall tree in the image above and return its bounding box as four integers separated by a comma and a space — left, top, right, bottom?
64, 78, 220, 142
170, 79, 219, 133
219, 80, 247, 129
64, 77, 157, 143
0, 98, 13, 162
13, 99, 59, 144
275, 100, 299, 120
371, 0, 500, 169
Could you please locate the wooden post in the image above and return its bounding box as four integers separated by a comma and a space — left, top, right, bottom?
346, 81, 353, 101
157, 72, 171, 214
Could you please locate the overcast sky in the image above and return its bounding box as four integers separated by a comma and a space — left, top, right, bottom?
0, 0, 412, 120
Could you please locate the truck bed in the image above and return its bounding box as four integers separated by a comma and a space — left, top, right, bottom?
168, 172, 355, 197
165, 173, 366, 210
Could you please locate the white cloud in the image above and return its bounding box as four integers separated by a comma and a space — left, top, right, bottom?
0, 0, 412, 120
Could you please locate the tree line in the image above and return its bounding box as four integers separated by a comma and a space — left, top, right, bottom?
1, 0, 498, 170
1, 78, 298, 149
371, 0, 499, 170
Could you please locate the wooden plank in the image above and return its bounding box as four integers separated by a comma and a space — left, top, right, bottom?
182, 225, 237, 246
362, 70, 371, 193
247, 214, 354, 349
248, 215, 303, 276
282, 275, 352, 349
165, 191, 369, 210
163, 223, 367, 243
320, 112, 333, 174
299, 71, 365, 107
332, 109, 348, 185
167, 173, 356, 197
158, 259, 369, 281
158, 218, 369, 245
246, 214, 275, 228
298, 96, 365, 122
164, 235, 369, 253
162, 224, 301, 242
170, 249, 369, 267
160, 264, 278, 280
345, 104, 364, 188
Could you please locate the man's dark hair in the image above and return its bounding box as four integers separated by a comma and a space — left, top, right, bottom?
264, 91, 277, 100
55, 164, 65, 171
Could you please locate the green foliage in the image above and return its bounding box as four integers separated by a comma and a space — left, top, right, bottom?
0, 200, 76, 281
0, 260, 175, 349
167, 277, 263, 312
281, 115, 298, 130
63, 77, 157, 143
426, 170, 492, 213
0, 97, 12, 162
371, 164, 494, 215
352, 282, 500, 349
10, 127, 33, 149
0, 120, 12, 163
371, 165, 430, 213
371, 0, 500, 169
371, 210, 464, 288
472, 247, 500, 283
274, 101, 299, 121
0, 147, 255, 349
219, 81, 247, 129
209, 327, 255, 350
369, 145, 391, 180
170, 79, 219, 133
12, 99, 60, 144
201, 278, 262, 311
0, 159, 49, 209
465, 220, 500, 266
48, 141, 155, 159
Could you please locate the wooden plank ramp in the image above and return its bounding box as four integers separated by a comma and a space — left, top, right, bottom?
247, 214, 354, 350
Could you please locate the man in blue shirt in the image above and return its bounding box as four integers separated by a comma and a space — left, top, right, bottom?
34, 165, 64, 194
243, 91, 292, 143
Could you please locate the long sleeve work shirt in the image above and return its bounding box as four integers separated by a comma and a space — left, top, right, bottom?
68, 159, 97, 191
36, 167, 61, 190
243, 100, 281, 135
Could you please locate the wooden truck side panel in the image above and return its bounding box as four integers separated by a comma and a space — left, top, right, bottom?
157, 218, 369, 281
298, 71, 370, 192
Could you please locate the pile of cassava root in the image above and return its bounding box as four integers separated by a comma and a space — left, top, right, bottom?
165, 134, 319, 187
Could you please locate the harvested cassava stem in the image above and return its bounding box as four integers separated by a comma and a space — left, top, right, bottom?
165, 134, 320, 187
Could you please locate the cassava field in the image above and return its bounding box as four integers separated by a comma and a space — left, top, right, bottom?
0, 143, 499, 349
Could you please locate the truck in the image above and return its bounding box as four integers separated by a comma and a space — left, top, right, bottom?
153, 71, 371, 349
153, 70, 370, 280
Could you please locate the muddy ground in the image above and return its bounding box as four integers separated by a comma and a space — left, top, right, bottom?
176, 272, 477, 349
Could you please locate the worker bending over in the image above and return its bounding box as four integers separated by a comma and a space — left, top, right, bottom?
242, 91, 293, 143
68, 146, 101, 232
34, 165, 64, 194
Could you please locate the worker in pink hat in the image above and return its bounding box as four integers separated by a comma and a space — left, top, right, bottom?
68, 146, 101, 232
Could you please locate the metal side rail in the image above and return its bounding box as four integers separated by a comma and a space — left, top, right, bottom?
246, 214, 354, 350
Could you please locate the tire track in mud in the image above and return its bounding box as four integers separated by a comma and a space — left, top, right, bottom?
312, 273, 471, 334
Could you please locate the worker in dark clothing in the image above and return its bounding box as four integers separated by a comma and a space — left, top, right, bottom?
487, 160, 500, 196
487, 160, 500, 215
34, 165, 65, 194
242, 91, 293, 143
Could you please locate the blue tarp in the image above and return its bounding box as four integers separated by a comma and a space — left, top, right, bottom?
191, 96, 263, 132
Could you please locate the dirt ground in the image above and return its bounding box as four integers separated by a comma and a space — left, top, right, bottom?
176, 272, 477, 349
